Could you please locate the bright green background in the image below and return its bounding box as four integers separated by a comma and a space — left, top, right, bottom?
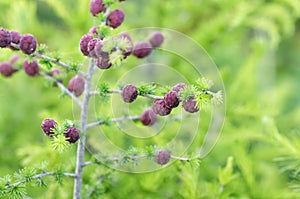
1, 0, 300, 198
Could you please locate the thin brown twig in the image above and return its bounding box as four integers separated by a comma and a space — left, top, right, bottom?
10, 43, 87, 78
39, 72, 83, 108
86, 115, 140, 129
86, 113, 188, 130
5, 172, 76, 188
89, 89, 164, 100
82, 154, 192, 167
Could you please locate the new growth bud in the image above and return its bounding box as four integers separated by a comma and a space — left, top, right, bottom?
155, 150, 171, 165
64, 127, 80, 143
122, 84, 138, 103
0, 28, 11, 48
68, 75, 85, 97
140, 109, 157, 126
89, 0, 106, 16
164, 91, 180, 109
0, 62, 15, 77
107, 9, 125, 28
10, 30, 21, 45
172, 83, 186, 93
182, 97, 199, 113
23, 59, 39, 76
80, 34, 94, 56
133, 41, 152, 58
149, 32, 164, 48
152, 100, 171, 116
41, 118, 57, 137
20, 34, 37, 55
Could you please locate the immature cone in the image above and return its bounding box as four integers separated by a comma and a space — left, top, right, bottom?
94, 39, 106, 57
0, 62, 15, 77
41, 118, 57, 137
155, 150, 171, 165
0, 28, 11, 48
182, 97, 199, 113
149, 32, 164, 48
152, 99, 172, 116
9, 54, 21, 64
9, 30, 21, 50
68, 75, 85, 97
23, 59, 39, 76
20, 34, 37, 55
64, 127, 80, 143
122, 84, 138, 103
140, 109, 157, 126
79, 34, 93, 56
119, 33, 132, 42
172, 83, 186, 93
133, 41, 152, 58
87, 38, 100, 57
94, 40, 112, 69
50, 68, 61, 77
10, 30, 21, 44
88, 26, 100, 37
164, 91, 180, 108
95, 56, 112, 69
107, 9, 125, 28
50, 68, 62, 86
119, 32, 133, 57
89, 0, 106, 16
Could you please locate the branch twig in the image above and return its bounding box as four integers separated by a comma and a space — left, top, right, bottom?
39, 72, 83, 108
10, 43, 87, 78
82, 154, 192, 167
86, 113, 189, 130
86, 115, 140, 129
73, 59, 95, 199
5, 172, 76, 188
89, 89, 164, 100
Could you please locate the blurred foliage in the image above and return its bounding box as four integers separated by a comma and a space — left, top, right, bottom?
0, 0, 300, 198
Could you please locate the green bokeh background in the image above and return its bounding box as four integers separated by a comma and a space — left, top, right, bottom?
1, 0, 300, 198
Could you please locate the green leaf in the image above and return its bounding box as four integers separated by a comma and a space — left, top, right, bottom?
103, 0, 117, 7
145, 145, 157, 158
211, 90, 223, 105
0, 175, 11, 185
98, 83, 109, 95
101, 117, 112, 126
35, 178, 47, 188
196, 77, 214, 90
51, 134, 69, 153
189, 158, 202, 169
127, 146, 140, 156
39, 59, 53, 70
37, 43, 48, 54
51, 51, 61, 62
195, 92, 211, 110
218, 156, 239, 186
115, 36, 132, 52
102, 37, 115, 53
21, 167, 36, 183
178, 85, 195, 101
97, 83, 111, 102
109, 50, 124, 66
96, 25, 111, 38
7, 185, 26, 199
68, 61, 80, 72
137, 83, 157, 96
54, 168, 64, 185
61, 120, 76, 129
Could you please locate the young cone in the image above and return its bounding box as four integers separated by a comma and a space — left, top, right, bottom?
155, 150, 171, 165
68, 75, 85, 97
